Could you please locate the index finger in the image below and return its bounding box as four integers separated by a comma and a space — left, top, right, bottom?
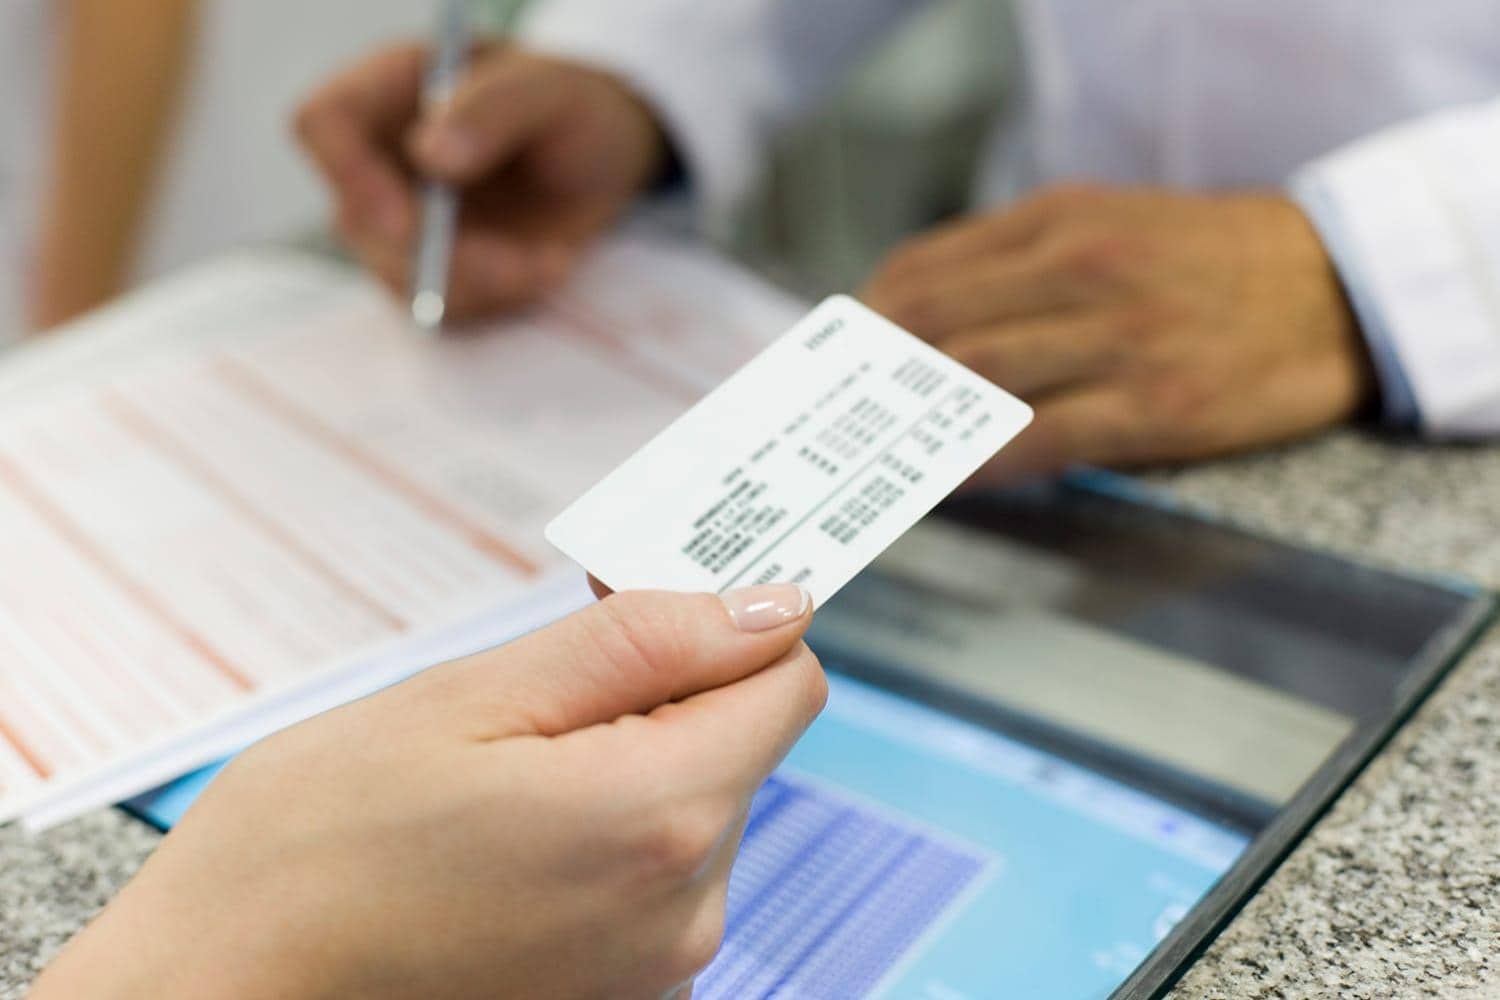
407, 52, 574, 183
645, 643, 828, 794
864, 198, 1048, 294
406, 588, 814, 742
294, 44, 426, 236
867, 184, 1113, 292
865, 249, 1086, 344
969, 382, 1146, 487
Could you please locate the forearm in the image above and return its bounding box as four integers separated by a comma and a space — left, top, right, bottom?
28, 851, 328, 1000
29, 0, 198, 332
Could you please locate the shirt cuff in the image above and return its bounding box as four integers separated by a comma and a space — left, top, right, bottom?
517, 2, 767, 240
1290, 175, 1421, 429
1287, 99, 1500, 438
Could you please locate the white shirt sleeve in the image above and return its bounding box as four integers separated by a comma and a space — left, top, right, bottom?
1291, 97, 1500, 437
518, 0, 925, 236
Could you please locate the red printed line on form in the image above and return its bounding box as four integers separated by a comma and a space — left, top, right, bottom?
212, 359, 541, 578
0, 712, 51, 779
546, 300, 707, 405
0, 451, 256, 693
0, 624, 115, 758
102, 393, 410, 635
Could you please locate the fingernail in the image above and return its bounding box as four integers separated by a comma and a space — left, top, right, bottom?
721, 584, 811, 633
415, 123, 474, 173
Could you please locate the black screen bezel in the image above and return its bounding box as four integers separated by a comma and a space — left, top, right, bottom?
808, 477, 1493, 1000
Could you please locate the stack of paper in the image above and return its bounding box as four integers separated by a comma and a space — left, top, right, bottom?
0, 234, 804, 828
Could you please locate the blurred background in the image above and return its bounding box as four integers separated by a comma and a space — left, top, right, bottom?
0, 0, 1015, 343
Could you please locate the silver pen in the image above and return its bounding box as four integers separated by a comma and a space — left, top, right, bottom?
410, 0, 473, 332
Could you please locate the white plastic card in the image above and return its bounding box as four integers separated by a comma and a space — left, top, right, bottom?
546, 295, 1034, 606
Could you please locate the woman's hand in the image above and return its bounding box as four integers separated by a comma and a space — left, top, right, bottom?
294, 44, 671, 321
863, 186, 1376, 482
31, 584, 823, 1000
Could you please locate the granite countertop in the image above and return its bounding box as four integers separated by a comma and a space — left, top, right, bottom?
4, 428, 1499, 998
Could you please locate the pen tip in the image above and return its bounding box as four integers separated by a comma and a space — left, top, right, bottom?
412, 291, 446, 332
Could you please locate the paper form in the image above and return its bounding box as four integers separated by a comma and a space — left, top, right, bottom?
0, 235, 804, 825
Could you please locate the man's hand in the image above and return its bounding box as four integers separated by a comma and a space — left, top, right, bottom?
31, 585, 823, 1000
863, 186, 1377, 482
295, 45, 670, 320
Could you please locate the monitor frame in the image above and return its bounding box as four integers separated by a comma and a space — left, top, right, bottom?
896, 475, 1497, 999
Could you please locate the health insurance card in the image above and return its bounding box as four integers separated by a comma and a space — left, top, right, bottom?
546, 295, 1034, 606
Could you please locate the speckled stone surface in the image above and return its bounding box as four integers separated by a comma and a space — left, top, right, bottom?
3, 429, 1499, 998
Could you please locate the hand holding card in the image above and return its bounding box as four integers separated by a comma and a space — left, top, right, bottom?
547, 296, 1033, 606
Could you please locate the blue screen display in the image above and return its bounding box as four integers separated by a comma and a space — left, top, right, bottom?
130, 672, 1248, 999
699, 672, 1248, 1000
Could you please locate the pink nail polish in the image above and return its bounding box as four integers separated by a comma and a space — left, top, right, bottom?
721, 583, 811, 632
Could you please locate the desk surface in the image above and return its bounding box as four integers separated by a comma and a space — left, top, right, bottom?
4, 428, 1499, 998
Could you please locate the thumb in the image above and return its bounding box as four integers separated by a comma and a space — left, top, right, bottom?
419, 585, 813, 740
407, 53, 570, 183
